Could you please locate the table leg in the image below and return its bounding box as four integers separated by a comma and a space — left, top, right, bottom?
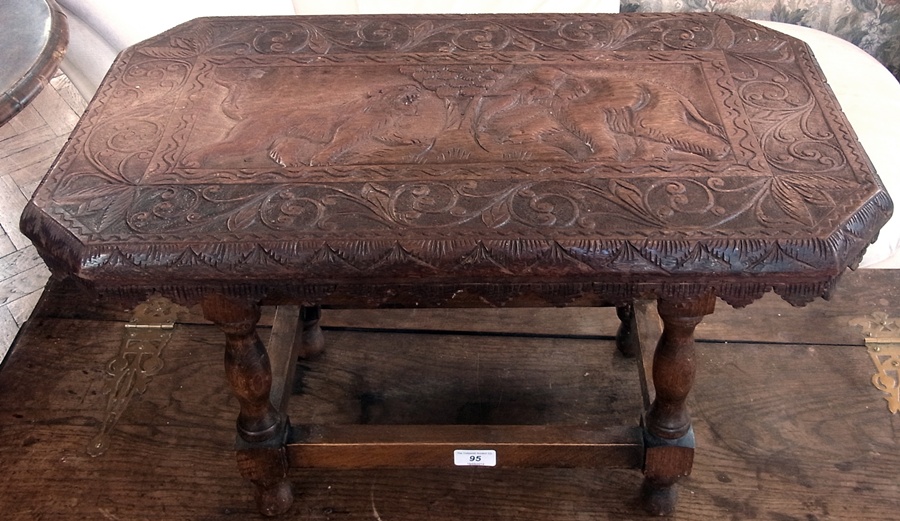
202, 294, 293, 517
299, 305, 325, 358
641, 294, 715, 515
615, 303, 638, 358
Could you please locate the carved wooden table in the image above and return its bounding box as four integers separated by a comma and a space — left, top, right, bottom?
21, 13, 892, 517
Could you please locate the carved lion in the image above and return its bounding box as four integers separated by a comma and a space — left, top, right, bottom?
183, 72, 447, 168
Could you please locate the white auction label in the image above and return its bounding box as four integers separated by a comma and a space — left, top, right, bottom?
454, 449, 497, 467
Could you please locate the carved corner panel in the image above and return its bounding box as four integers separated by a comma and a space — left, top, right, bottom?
22, 14, 892, 306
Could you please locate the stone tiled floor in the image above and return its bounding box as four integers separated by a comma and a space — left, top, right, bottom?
0, 72, 85, 363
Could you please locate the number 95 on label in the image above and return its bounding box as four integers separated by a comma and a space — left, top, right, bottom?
453, 449, 497, 467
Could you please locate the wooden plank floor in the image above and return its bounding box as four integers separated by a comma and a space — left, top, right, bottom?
0, 270, 898, 520
0, 71, 85, 362
1, 70, 898, 520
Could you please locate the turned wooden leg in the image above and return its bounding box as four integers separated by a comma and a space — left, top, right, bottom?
615, 303, 638, 358
299, 305, 325, 359
641, 294, 715, 516
202, 294, 293, 517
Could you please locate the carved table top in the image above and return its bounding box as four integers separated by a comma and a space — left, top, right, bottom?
21, 13, 892, 308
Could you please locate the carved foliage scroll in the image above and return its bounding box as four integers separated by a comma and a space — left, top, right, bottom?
29, 14, 890, 287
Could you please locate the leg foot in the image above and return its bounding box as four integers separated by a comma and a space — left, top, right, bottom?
640, 294, 713, 514
237, 444, 293, 517
640, 480, 677, 516
255, 478, 294, 517
640, 427, 695, 515
204, 294, 294, 516
615, 304, 638, 358
299, 305, 325, 359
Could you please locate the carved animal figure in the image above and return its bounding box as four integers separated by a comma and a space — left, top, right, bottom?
183, 75, 447, 168
473, 67, 731, 162
270, 83, 448, 167
560, 74, 731, 161
472, 67, 594, 161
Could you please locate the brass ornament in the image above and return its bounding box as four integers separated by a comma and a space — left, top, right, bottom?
87, 296, 185, 456
851, 312, 900, 414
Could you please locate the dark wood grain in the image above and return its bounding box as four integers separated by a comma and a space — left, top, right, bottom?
288, 424, 643, 469
1, 294, 899, 520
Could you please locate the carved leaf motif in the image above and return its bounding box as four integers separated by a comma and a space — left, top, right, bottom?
610, 18, 634, 46
138, 29, 213, 59
308, 31, 332, 54
57, 185, 134, 233
226, 200, 262, 231
510, 30, 537, 51
609, 179, 642, 207
771, 174, 856, 226
713, 19, 735, 49
607, 179, 658, 224
171, 37, 199, 53
412, 21, 435, 42
772, 178, 814, 226
784, 174, 855, 203
360, 183, 394, 223
191, 27, 215, 52
482, 200, 512, 228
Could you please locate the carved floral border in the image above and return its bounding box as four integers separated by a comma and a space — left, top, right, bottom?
22, 14, 892, 306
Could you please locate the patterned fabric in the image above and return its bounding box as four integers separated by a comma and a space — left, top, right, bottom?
621, 0, 900, 80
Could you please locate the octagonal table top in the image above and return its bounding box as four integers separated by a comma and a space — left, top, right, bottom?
21, 13, 892, 308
